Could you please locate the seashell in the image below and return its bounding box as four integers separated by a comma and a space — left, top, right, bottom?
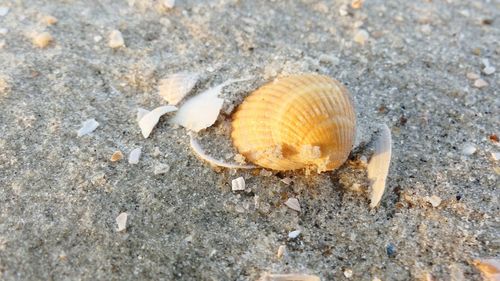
170, 77, 251, 132
158, 72, 199, 105
284, 198, 301, 212
368, 123, 392, 208
138, 105, 177, 138
231, 74, 356, 172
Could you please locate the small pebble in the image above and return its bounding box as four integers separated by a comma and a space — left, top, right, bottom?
386, 243, 396, 257
110, 151, 123, 162
116, 212, 128, 232
483, 66, 495, 75
32, 32, 53, 48
462, 143, 477, 155
288, 230, 301, 239
491, 152, 499, 161
43, 15, 58, 25
77, 118, 99, 137
353, 29, 369, 45
473, 79, 488, 88
108, 29, 125, 49
0, 28, 7, 35
466, 72, 480, 80
128, 148, 142, 164
231, 177, 245, 191
154, 163, 170, 175
284, 198, 301, 212
0, 7, 9, 17
163, 0, 175, 8
93, 35, 103, 42
344, 269, 353, 278
425, 195, 442, 207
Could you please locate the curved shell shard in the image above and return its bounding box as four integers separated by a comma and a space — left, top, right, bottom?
158, 72, 199, 105
231, 74, 356, 172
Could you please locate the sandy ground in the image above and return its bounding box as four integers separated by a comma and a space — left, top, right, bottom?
0, 0, 499, 280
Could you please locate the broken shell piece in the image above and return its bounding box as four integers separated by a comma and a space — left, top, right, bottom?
170, 77, 251, 132
258, 274, 320, 281
466, 72, 480, 80
231, 177, 245, 191
128, 148, 141, 164
0, 7, 9, 17
462, 143, 477, 155
110, 151, 123, 162
425, 195, 442, 207
351, 0, 364, 9
116, 212, 128, 232
109, 29, 125, 48
77, 118, 99, 137
277, 245, 287, 259
474, 79, 489, 88
367, 123, 392, 208
154, 163, 170, 175
158, 72, 199, 105
491, 152, 500, 161
284, 198, 301, 212
281, 177, 292, 185
32, 32, 53, 48
288, 230, 301, 239
354, 29, 369, 45
163, 0, 175, 8
473, 258, 500, 281
43, 15, 58, 25
136, 108, 150, 122
138, 105, 177, 138
483, 66, 496, 75
189, 135, 256, 169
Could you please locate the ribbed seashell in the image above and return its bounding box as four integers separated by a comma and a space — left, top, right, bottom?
231, 74, 356, 172
158, 72, 199, 105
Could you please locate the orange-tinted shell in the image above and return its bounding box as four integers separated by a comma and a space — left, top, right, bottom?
231, 74, 356, 172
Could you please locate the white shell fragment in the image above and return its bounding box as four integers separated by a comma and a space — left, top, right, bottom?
483, 66, 496, 75
189, 134, 256, 169
136, 108, 150, 122
108, 29, 125, 49
154, 163, 170, 175
138, 105, 177, 138
128, 148, 142, 164
288, 230, 301, 239
367, 123, 392, 208
231, 177, 246, 191
425, 195, 442, 207
474, 79, 489, 88
491, 152, 500, 161
281, 178, 292, 185
163, 0, 175, 8
158, 72, 199, 105
354, 29, 369, 45
116, 212, 128, 232
77, 118, 99, 137
0, 7, 9, 17
258, 273, 320, 281
462, 143, 477, 155
284, 198, 301, 212
170, 77, 251, 132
